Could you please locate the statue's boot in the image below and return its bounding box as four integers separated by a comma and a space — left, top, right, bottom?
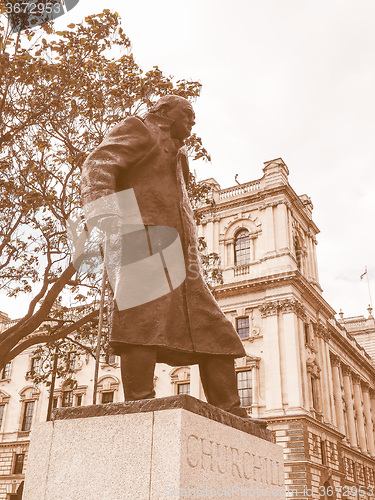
120, 345, 156, 401
199, 355, 268, 428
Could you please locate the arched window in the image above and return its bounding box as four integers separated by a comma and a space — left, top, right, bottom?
62, 381, 75, 408
234, 229, 251, 266
19, 386, 40, 432
97, 375, 120, 404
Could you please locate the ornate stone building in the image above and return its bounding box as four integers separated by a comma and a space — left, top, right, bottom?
0, 158, 374, 499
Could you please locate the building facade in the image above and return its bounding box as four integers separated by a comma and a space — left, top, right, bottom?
0, 158, 374, 499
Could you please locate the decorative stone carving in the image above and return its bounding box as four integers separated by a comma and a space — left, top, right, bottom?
330, 354, 340, 367
360, 381, 370, 392
259, 298, 306, 320
0, 389, 10, 404
259, 301, 280, 317
352, 373, 361, 385
306, 357, 321, 377
341, 364, 351, 377
279, 298, 306, 319
316, 323, 330, 341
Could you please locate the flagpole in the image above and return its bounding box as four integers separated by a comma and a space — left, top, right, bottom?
365, 267, 373, 309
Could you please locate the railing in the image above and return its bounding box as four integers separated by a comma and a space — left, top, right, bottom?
219, 180, 261, 200
234, 265, 250, 277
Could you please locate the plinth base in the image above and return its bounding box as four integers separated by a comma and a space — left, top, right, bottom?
23, 395, 285, 499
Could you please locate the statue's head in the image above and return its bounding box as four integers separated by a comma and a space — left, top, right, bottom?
150, 95, 195, 141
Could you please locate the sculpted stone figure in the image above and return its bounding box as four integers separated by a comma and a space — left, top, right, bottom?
81, 95, 265, 423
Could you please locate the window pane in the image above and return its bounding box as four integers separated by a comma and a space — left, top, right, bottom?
236, 317, 249, 339
235, 230, 251, 266
177, 383, 190, 395
236, 371, 252, 407
62, 390, 73, 407
1, 362, 11, 379
108, 354, 117, 365
13, 454, 25, 474
30, 357, 39, 373
21, 401, 35, 431
76, 394, 82, 406
0, 405, 4, 430
101, 392, 114, 404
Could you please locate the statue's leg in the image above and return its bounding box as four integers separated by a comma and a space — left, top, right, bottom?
199, 355, 267, 427
199, 355, 243, 413
120, 345, 157, 401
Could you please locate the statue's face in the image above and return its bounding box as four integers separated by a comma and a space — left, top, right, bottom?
165, 101, 195, 141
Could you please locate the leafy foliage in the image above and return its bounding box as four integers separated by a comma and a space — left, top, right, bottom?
0, 10, 217, 372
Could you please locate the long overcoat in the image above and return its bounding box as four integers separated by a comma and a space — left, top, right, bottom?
81, 112, 245, 365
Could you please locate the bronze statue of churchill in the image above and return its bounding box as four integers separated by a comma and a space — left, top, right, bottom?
81, 95, 262, 421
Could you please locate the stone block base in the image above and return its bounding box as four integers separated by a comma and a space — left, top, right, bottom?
23, 395, 285, 499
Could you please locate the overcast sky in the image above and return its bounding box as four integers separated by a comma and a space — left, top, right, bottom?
2, 0, 375, 319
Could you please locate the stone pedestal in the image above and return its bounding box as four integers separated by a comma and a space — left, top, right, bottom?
23, 395, 285, 499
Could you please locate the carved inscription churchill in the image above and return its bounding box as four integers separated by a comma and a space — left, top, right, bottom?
186, 434, 284, 486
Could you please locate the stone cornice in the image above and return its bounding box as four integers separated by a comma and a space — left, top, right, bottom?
327, 325, 375, 377
215, 270, 333, 318
197, 183, 320, 235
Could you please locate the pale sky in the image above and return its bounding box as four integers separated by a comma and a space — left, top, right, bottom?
2, 0, 375, 319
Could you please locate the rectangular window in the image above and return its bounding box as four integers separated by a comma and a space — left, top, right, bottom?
101, 391, 114, 404
62, 390, 73, 407
311, 377, 319, 411
21, 401, 35, 431
236, 317, 250, 339
177, 383, 190, 395
13, 454, 25, 474
76, 394, 82, 406
236, 370, 252, 407
0, 362, 11, 380
30, 357, 39, 374
304, 323, 310, 344
66, 353, 76, 371
108, 354, 117, 365
0, 405, 5, 430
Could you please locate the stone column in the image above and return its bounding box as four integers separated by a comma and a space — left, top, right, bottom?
323, 332, 335, 424
362, 382, 375, 457
263, 205, 276, 255
370, 389, 375, 442
280, 300, 304, 409
225, 239, 234, 268
275, 203, 289, 251
342, 365, 358, 449
287, 206, 294, 251
352, 375, 367, 454
251, 363, 260, 418
189, 365, 201, 400
260, 302, 283, 413
310, 234, 318, 281
307, 237, 316, 281
316, 325, 332, 423
331, 356, 346, 436
213, 218, 220, 254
